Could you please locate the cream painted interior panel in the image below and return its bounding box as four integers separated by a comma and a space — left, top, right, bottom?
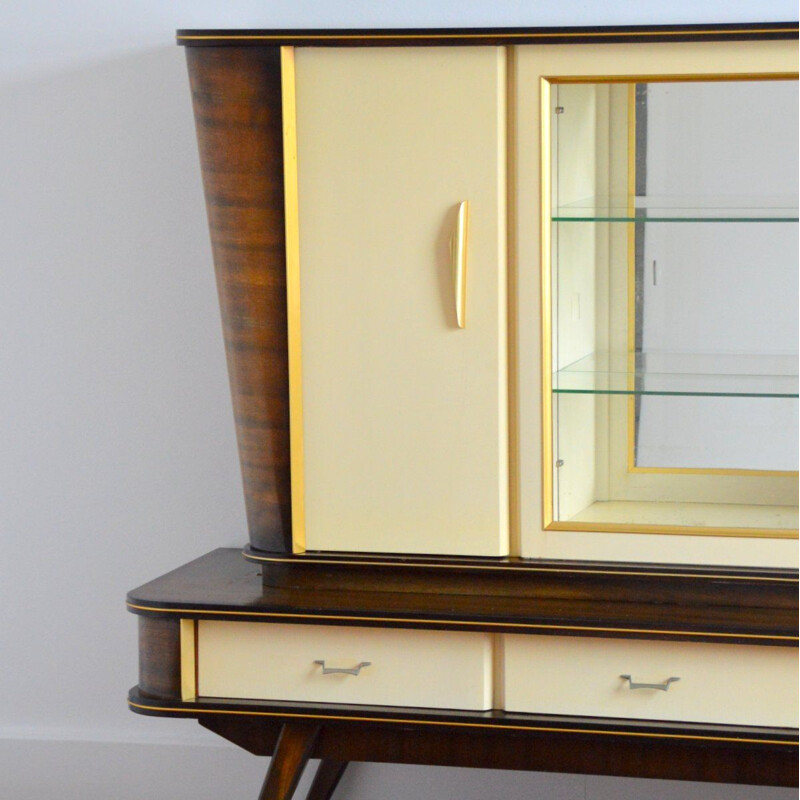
295, 47, 508, 556
513, 39, 799, 566
197, 621, 493, 711
504, 634, 798, 727
570, 500, 798, 529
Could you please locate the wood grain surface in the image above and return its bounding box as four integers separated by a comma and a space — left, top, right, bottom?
128, 549, 797, 645
185, 47, 292, 553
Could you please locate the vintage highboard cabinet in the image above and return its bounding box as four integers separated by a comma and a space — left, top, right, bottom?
128, 22, 799, 799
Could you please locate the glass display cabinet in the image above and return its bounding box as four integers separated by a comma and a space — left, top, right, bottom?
544, 77, 798, 539
127, 24, 799, 800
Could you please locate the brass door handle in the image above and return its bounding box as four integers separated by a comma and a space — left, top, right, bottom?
449, 200, 469, 328
314, 659, 372, 676
620, 674, 680, 692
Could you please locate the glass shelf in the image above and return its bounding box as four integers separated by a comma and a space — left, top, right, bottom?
552, 352, 799, 398
552, 195, 799, 223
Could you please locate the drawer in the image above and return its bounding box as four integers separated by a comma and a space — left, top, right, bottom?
503, 634, 798, 727
193, 621, 493, 710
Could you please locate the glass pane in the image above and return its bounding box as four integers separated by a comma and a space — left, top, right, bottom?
553, 352, 798, 398
553, 194, 798, 222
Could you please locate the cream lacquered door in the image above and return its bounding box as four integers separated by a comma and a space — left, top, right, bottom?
290, 46, 508, 556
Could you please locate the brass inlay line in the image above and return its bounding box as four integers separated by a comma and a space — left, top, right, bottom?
545, 72, 798, 84
626, 81, 637, 474
179, 620, 197, 702
542, 72, 799, 540
546, 520, 797, 539
240, 552, 798, 582
194, 620, 199, 699
506, 46, 521, 558
281, 46, 306, 555
126, 604, 797, 641
630, 466, 799, 477
540, 77, 554, 529
128, 700, 798, 746
177, 29, 798, 42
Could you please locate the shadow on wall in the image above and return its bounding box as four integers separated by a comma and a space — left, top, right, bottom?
0, 45, 245, 748
0, 45, 243, 573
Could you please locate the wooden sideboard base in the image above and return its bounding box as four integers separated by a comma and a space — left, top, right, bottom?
128, 689, 797, 793
247, 546, 797, 613
129, 549, 797, 646
128, 550, 799, 796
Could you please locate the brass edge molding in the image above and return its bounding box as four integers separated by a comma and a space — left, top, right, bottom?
543, 71, 799, 538
626, 82, 637, 473
179, 620, 197, 702
177, 28, 799, 43
544, 72, 799, 84
505, 45, 521, 558
540, 77, 554, 529
127, 700, 799, 746
630, 467, 799, 477
545, 520, 798, 540
126, 604, 798, 642
281, 46, 306, 555
239, 552, 799, 582
452, 200, 469, 328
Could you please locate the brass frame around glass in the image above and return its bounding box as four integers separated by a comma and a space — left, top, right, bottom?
540, 73, 799, 540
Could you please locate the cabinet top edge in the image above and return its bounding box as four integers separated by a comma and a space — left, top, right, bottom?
176, 22, 798, 47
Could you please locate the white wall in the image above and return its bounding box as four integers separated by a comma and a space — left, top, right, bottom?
0, 1, 796, 798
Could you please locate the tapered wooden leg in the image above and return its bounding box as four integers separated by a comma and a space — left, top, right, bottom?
257, 723, 320, 800
306, 760, 348, 800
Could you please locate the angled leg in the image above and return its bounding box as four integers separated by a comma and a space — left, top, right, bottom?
257, 723, 320, 800
306, 760, 349, 800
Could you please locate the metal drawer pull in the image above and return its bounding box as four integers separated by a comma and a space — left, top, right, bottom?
620, 674, 680, 692
314, 660, 372, 676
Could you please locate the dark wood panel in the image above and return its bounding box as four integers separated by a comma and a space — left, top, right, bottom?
177, 22, 798, 48
127, 549, 797, 644
185, 47, 292, 553
138, 616, 181, 701
131, 687, 798, 746
306, 760, 348, 800
139, 694, 799, 787
257, 723, 319, 800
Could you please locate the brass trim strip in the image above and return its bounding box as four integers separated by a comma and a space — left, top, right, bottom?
540, 77, 554, 529
281, 46, 306, 554
506, 46, 521, 558
179, 620, 197, 702
545, 520, 797, 539
128, 700, 798, 746
240, 552, 798, 582
542, 71, 799, 539
177, 29, 798, 42
126, 604, 798, 641
629, 466, 799, 477
626, 82, 637, 473
546, 72, 799, 83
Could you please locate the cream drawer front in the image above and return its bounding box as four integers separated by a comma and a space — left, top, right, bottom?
503, 634, 798, 727
196, 621, 493, 710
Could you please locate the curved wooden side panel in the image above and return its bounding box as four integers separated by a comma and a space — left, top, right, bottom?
185, 46, 292, 553
139, 616, 181, 700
